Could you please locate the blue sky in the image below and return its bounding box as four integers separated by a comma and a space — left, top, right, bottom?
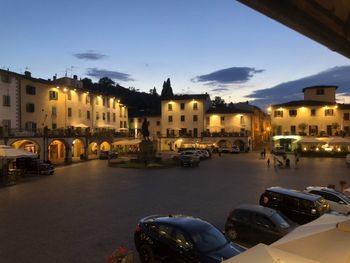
1, 0, 349, 107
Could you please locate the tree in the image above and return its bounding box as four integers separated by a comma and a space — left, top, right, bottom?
81, 78, 94, 89
149, 87, 158, 96
98, 77, 115, 87
298, 123, 308, 135
212, 96, 226, 108
161, 78, 173, 99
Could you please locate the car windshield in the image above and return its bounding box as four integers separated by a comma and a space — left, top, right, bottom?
188, 224, 228, 253
335, 192, 350, 203
270, 212, 290, 229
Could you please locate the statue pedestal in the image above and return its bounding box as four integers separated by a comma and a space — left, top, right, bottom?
138, 140, 156, 163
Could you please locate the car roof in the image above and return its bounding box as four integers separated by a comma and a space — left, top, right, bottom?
307, 186, 342, 195
235, 204, 277, 217
266, 187, 321, 201
141, 215, 211, 231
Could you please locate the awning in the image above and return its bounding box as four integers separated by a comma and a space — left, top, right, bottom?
0, 145, 37, 159
112, 139, 142, 146
297, 137, 325, 144
224, 243, 319, 263
272, 214, 350, 263
327, 137, 350, 145
97, 124, 116, 128
73, 123, 89, 128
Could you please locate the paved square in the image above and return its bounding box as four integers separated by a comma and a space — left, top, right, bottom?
0, 153, 348, 262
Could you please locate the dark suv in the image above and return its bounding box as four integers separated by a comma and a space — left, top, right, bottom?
225, 204, 295, 245
134, 215, 244, 263
260, 187, 329, 224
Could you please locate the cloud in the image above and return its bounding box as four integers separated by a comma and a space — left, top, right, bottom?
86, 68, 134, 82
246, 65, 350, 109
192, 67, 265, 85
73, 50, 107, 60
211, 87, 229, 92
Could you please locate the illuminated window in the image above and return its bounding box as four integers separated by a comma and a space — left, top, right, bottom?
49, 90, 58, 100
193, 102, 198, 110
240, 116, 245, 124
168, 103, 173, 111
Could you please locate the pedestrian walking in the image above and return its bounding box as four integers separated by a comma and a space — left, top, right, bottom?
263, 148, 266, 159
267, 158, 270, 167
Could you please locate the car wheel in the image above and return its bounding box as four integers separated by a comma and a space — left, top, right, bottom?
139, 244, 155, 263
226, 227, 238, 241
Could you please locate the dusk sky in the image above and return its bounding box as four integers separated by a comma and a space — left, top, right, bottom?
1, 0, 349, 106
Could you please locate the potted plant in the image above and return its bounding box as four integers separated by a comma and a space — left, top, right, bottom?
106, 246, 133, 263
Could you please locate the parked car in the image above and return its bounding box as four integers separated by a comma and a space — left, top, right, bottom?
232, 146, 240, 153
99, 151, 118, 159
218, 147, 235, 153
259, 187, 330, 224
134, 214, 245, 263
305, 186, 350, 215
180, 150, 202, 159
16, 157, 55, 175
198, 150, 210, 159
225, 204, 296, 245
179, 155, 200, 167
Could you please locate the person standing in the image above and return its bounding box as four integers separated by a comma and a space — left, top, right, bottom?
267, 158, 270, 167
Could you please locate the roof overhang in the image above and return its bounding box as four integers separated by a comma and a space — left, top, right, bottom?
238, 0, 350, 59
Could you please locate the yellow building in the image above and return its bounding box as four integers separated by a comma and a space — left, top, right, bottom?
0, 70, 20, 135
161, 94, 211, 138
130, 115, 161, 140
270, 85, 350, 152
0, 69, 130, 164
15, 72, 128, 132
